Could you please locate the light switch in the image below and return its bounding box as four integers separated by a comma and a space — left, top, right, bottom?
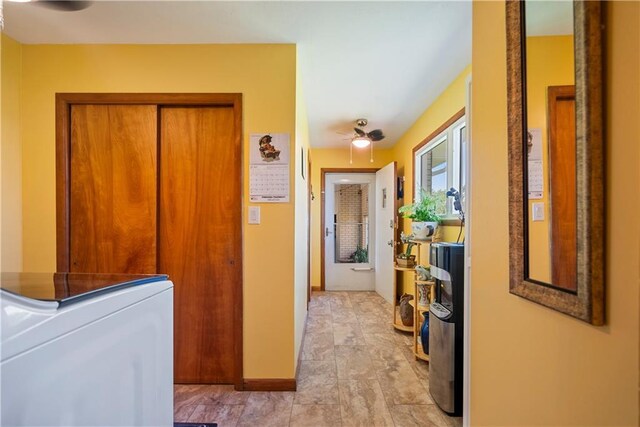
248, 206, 260, 224
532, 202, 545, 221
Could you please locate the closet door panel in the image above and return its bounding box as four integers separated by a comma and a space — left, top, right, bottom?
70, 104, 158, 273
159, 106, 239, 383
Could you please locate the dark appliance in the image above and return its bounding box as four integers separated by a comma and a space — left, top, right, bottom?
428, 242, 465, 416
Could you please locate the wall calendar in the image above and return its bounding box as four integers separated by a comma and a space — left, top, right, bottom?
249, 133, 290, 203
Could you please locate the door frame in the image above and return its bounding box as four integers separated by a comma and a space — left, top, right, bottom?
320, 167, 378, 291
55, 93, 245, 390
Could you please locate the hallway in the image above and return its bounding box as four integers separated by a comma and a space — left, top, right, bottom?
174, 291, 461, 426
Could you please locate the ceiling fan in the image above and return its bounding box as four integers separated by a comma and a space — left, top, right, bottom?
1, 0, 92, 30
345, 118, 385, 164
34, 1, 93, 11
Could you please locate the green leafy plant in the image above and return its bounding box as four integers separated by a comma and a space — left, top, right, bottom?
351, 245, 368, 263
398, 189, 441, 223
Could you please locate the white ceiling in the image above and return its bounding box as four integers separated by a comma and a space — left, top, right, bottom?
3, 0, 472, 148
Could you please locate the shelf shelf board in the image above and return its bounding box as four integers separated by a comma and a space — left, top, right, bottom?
408, 239, 432, 244
392, 320, 413, 333
415, 280, 435, 285
408, 300, 429, 313
394, 265, 416, 272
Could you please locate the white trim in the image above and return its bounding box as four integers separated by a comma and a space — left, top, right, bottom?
462, 74, 472, 427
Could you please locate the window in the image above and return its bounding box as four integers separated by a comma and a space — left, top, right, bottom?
414, 115, 466, 217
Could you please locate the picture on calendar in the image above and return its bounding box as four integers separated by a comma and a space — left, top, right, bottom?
250, 133, 290, 164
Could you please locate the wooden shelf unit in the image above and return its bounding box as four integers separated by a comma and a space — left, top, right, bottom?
392, 238, 438, 363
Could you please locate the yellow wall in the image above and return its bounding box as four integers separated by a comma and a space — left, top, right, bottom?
1, 35, 23, 272
470, 1, 639, 425
309, 147, 395, 288
526, 35, 574, 283
15, 43, 298, 379
390, 65, 471, 292
293, 48, 310, 363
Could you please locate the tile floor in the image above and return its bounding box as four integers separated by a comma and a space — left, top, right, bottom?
174, 291, 463, 427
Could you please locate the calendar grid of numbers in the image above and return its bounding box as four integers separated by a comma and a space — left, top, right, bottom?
249, 133, 290, 203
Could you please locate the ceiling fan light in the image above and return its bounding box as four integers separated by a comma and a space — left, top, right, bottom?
352, 136, 371, 148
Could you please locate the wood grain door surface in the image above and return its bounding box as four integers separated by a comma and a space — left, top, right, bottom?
66, 99, 240, 384
160, 107, 239, 383
548, 86, 577, 291
70, 105, 158, 273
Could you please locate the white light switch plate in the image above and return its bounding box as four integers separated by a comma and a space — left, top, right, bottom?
248, 206, 260, 224
532, 202, 545, 221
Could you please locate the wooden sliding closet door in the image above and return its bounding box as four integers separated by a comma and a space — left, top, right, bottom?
69, 105, 158, 273
548, 86, 577, 290
160, 107, 240, 384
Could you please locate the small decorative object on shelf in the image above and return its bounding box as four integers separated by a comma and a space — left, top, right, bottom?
415, 265, 431, 281
399, 294, 414, 326
417, 283, 430, 306
396, 232, 417, 268
420, 311, 430, 355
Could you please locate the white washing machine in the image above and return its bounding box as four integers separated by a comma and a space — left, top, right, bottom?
1, 273, 174, 426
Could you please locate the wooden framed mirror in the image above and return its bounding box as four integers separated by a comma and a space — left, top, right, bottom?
506, 0, 604, 325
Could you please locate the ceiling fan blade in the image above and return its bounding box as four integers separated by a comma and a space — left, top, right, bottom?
367, 129, 385, 141
36, 1, 93, 11
353, 127, 366, 137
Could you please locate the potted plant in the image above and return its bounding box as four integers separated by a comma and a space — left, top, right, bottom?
396, 232, 417, 268
398, 189, 441, 240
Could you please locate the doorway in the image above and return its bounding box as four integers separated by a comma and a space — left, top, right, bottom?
323, 172, 376, 291
320, 164, 397, 299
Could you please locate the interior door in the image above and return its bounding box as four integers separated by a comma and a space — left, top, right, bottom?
160, 106, 240, 384
374, 162, 397, 304
70, 105, 158, 273
548, 86, 576, 290
324, 173, 376, 291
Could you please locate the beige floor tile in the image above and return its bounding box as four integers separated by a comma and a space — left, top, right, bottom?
185, 384, 251, 406
335, 345, 377, 380
338, 380, 394, 427
389, 404, 450, 427
295, 360, 339, 404
363, 332, 400, 349
333, 322, 366, 345
306, 314, 334, 334
290, 404, 343, 427
331, 307, 358, 324
174, 403, 197, 422
236, 392, 294, 427
188, 403, 245, 427
376, 363, 432, 405
301, 332, 336, 361
367, 343, 410, 367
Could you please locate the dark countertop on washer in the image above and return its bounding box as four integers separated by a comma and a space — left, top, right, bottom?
1, 272, 169, 306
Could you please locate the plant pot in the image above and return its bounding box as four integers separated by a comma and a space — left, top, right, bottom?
411, 221, 438, 240
399, 294, 414, 326
396, 255, 416, 268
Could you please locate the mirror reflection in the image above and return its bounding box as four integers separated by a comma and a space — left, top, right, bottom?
525, 1, 577, 291
334, 183, 370, 263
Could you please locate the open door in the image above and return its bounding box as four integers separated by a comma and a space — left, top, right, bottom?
324, 173, 376, 291
375, 162, 397, 304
